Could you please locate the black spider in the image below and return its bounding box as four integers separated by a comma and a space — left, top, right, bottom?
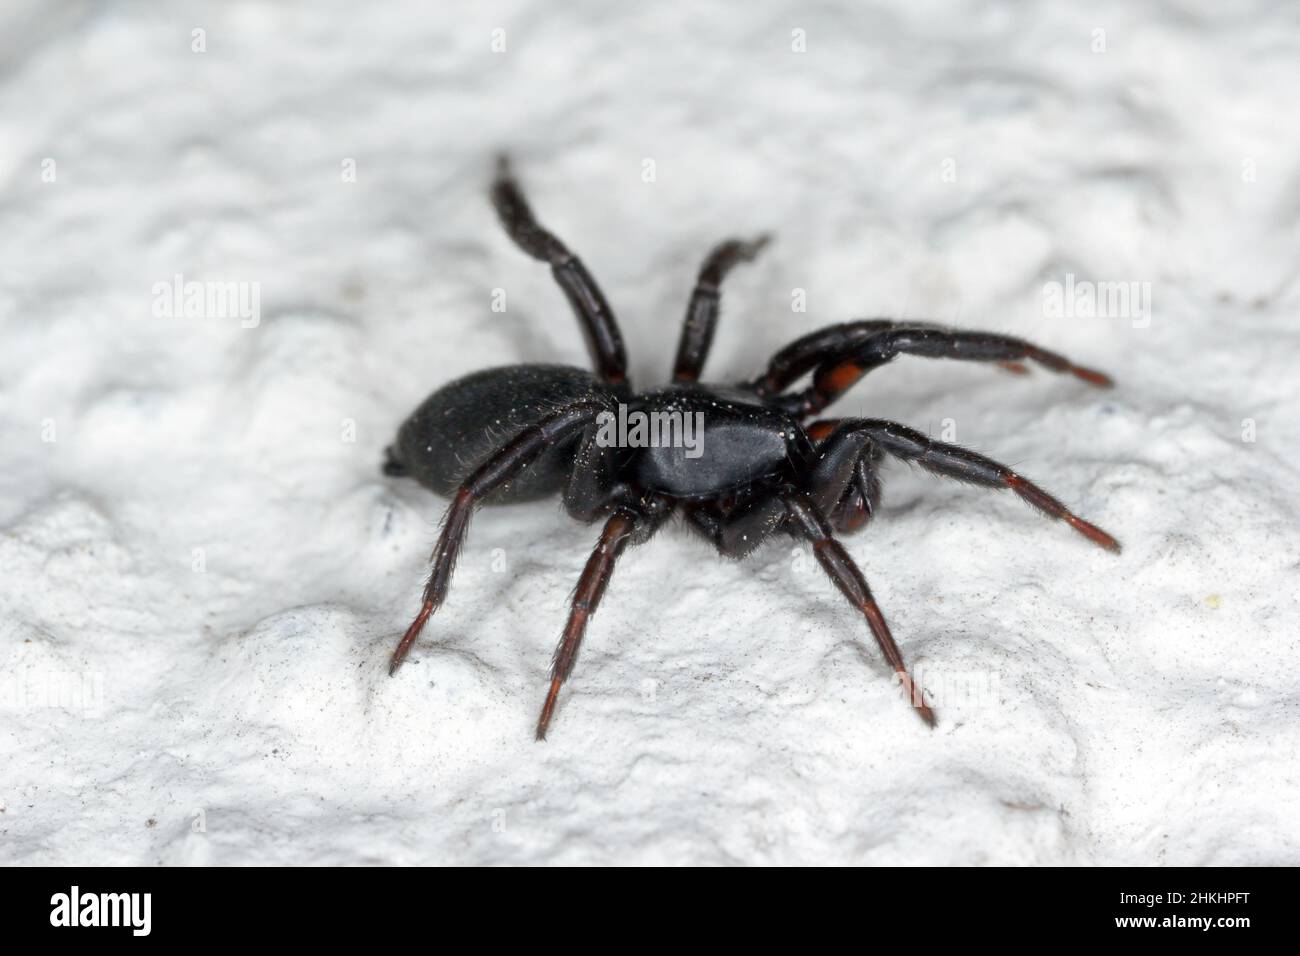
383, 156, 1120, 740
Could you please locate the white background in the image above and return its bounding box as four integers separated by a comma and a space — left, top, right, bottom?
2, 0, 1297, 865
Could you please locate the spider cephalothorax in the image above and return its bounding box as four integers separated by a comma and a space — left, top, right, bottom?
384, 156, 1119, 740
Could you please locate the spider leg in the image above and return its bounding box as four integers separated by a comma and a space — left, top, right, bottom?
490, 156, 629, 385
388, 399, 609, 675
805, 418, 883, 534
750, 321, 1112, 417
673, 235, 770, 382
824, 418, 1121, 552
815, 457, 880, 535
536, 505, 666, 740
781, 490, 935, 726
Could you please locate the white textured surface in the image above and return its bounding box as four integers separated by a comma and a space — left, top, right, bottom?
2, 0, 1298, 865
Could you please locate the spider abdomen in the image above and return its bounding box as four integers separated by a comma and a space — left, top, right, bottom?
386, 363, 619, 503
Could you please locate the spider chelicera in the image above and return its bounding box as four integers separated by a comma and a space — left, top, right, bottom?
383, 156, 1120, 740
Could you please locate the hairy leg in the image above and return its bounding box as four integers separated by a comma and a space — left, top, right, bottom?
781, 490, 935, 726
535, 506, 661, 739
804, 418, 883, 535
388, 399, 609, 675
750, 321, 1112, 416
673, 235, 769, 382
825, 418, 1120, 552
490, 156, 628, 384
